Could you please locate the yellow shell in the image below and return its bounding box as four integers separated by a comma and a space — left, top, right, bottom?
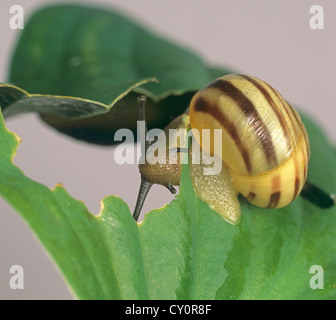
189, 74, 310, 223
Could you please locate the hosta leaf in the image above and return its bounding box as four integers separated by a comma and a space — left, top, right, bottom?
0, 81, 155, 144
0, 81, 154, 118
0, 104, 335, 299
0, 113, 148, 299
6, 4, 232, 144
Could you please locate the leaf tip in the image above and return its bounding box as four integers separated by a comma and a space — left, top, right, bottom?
96, 194, 130, 218
96, 198, 105, 218
54, 182, 64, 189
13, 131, 22, 145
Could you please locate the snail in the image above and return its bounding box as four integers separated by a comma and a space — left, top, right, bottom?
133, 74, 335, 224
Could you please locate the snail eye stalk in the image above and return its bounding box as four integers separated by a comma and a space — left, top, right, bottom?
133, 96, 153, 222
133, 177, 152, 222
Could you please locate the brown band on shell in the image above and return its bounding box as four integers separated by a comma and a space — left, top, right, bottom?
208, 79, 278, 168
193, 95, 252, 174
238, 74, 292, 152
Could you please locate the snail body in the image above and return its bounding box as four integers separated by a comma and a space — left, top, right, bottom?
138, 114, 186, 188
133, 74, 333, 224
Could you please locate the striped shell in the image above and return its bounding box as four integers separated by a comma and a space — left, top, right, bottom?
189, 74, 310, 223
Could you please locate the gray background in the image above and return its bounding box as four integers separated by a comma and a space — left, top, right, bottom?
0, 0, 335, 299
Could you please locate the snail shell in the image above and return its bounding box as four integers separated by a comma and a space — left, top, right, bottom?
189, 74, 310, 223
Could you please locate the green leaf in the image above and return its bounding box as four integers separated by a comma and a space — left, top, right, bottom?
0, 113, 148, 299
1, 105, 335, 299
5, 4, 232, 144
0, 81, 155, 144
9, 4, 209, 100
